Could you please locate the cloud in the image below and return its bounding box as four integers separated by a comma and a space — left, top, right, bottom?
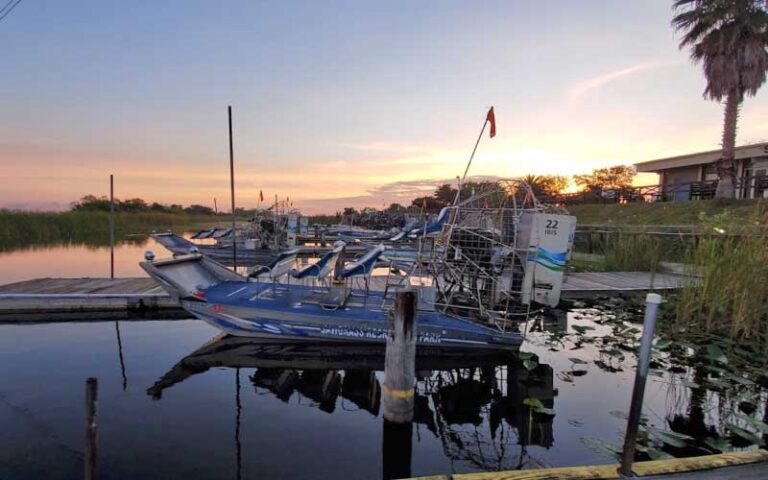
568, 61, 670, 100
296, 175, 502, 214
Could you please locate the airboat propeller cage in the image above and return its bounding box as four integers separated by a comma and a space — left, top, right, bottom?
433, 179, 576, 316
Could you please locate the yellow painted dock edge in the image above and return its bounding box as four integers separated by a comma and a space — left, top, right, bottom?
631, 448, 768, 476
404, 449, 768, 480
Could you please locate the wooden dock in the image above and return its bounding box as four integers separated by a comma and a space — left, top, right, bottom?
0, 271, 689, 321
0, 277, 183, 321
560, 271, 688, 298
407, 449, 768, 480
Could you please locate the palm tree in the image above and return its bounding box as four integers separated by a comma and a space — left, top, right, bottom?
673, 0, 768, 198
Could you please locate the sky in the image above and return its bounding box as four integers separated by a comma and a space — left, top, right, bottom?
2, 1, 767, 214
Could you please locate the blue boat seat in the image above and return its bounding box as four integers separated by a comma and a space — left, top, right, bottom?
388, 219, 420, 242
339, 244, 385, 279
248, 248, 300, 285
291, 242, 345, 280
414, 207, 451, 237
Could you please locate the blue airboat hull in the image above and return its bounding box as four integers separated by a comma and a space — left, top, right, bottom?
185, 282, 522, 350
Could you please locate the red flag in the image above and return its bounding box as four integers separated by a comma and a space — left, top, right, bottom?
259, 190, 264, 202
486, 107, 496, 138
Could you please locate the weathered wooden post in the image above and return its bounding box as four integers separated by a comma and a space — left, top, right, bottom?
84, 377, 98, 480
382, 290, 416, 480
620, 293, 662, 476
383, 289, 417, 422
109, 175, 114, 279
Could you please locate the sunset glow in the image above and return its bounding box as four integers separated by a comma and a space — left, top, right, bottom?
2, 1, 766, 214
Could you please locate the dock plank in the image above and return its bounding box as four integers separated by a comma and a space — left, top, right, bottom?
0, 277, 181, 321
561, 272, 688, 298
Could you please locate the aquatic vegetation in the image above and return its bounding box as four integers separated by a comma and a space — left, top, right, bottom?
670, 205, 768, 352
0, 210, 222, 251
528, 298, 768, 460
603, 234, 662, 272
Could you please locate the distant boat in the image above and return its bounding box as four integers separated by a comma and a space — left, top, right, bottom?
151, 232, 279, 265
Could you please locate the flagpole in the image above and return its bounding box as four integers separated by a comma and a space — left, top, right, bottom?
454, 119, 488, 206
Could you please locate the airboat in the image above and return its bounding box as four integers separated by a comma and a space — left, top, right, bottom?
140, 180, 576, 351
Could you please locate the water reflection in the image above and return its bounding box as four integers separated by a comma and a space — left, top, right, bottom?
0, 236, 156, 284
149, 336, 557, 477
114, 320, 128, 390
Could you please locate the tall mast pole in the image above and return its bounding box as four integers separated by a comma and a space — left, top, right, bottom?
228, 106, 237, 270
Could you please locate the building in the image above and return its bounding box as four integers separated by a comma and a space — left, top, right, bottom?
635, 142, 768, 201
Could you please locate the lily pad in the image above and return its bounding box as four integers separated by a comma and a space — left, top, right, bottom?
523, 398, 544, 409
703, 437, 730, 453
580, 437, 620, 460
568, 418, 584, 427
523, 359, 538, 371
646, 427, 694, 448
727, 424, 764, 446
705, 344, 728, 364
572, 325, 595, 335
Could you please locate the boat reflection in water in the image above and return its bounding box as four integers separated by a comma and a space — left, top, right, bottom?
148, 335, 556, 478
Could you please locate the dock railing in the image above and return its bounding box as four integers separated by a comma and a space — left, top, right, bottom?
541, 176, 768, 206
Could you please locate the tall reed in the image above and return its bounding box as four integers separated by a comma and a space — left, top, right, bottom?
0, 210, 221, 251
603, 234, 662, 272
672, 204, 768, 352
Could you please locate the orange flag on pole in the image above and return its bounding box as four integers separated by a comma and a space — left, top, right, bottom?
486, 107, 496, 138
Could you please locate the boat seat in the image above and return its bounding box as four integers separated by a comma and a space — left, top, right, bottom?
248, 248, 300, 284
290, 242, 345, 280
339, 245, 385, 279
338, 244, 385, 296
413, 206, 450, 237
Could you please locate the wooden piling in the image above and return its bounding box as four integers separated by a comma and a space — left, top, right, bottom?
109, 175, 114, 280
382, 289, 417, 423
84, 377, 98, 480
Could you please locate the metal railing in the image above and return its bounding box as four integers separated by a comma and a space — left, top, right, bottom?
540, 176, 768, 206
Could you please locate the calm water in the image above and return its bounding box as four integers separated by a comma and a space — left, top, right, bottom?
0, 241, 765, 479
0, 237, 157, 285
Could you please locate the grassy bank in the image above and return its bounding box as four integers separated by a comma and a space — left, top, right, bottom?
0, 210, 224, 251
568, 199, 761, 226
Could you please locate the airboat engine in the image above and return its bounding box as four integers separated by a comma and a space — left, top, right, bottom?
514, 212, 577, 307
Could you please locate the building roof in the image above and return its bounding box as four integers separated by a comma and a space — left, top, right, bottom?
635, 142, 768, 173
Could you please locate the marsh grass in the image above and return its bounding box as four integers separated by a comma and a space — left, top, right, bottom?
603, 234, 662, 272
671, 204, 768, 353
0, 210, 221, 251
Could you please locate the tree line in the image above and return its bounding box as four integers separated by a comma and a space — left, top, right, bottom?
340, 165, 637, 215
71, 195, 218, 215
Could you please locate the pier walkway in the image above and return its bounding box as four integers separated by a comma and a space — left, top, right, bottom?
408, 449, 768, 479
0, 271, 689, 320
